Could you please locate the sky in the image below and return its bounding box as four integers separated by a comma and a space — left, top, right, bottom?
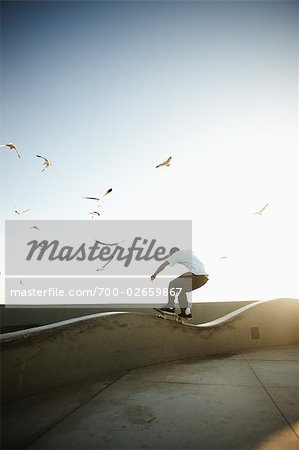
0, 0, 298, 303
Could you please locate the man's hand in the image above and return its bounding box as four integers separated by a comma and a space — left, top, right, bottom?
150, 261, 169, 281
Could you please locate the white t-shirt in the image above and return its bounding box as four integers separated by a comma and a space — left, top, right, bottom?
166, 250, 207, 275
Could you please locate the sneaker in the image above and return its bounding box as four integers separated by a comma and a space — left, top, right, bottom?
178, 312, 193, 320
159, 307, 176, 315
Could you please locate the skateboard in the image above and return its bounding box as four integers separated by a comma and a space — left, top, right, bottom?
153, 308, 186, 324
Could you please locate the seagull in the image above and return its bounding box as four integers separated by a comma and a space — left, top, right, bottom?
95, 239, 125, 247
254, 203, 269, 216
90, 211, 101, 219
14, 208, 30, 215
83, 196, 103, 202
103, 188, 112, 197
96, 258, 113, 272
36, 155, 52, 172
82, 188, 112, 203
30, 225, 40, 230
156, 156, 172, 168
82, 196, 104, 209
0, 143, 21, 159
94, 239, 124, 270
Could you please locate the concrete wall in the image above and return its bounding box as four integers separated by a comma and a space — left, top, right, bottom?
1, 298, 298, 402
0, 301, 254, 331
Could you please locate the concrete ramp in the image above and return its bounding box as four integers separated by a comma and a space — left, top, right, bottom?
1, 298, 298, 402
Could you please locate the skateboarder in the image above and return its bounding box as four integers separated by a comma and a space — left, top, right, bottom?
150, 247, 209, 319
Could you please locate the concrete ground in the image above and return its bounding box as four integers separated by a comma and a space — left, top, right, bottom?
2, 345, 299, 450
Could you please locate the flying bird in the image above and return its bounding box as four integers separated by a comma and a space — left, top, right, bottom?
96, 258, 113, 272
103, 188, 112, 197
90, 211, 101, 219
36, 155, 52, 172
30, 226, 40, 230
95, 239, 125, 247
94, 239, 124, 270
254, 203, 269, 216
0, 143, 21, 159
156, 156, 172, 168
82, 188, 112, 203
83, 196, 102, 202
14, 208, 30, 215
82, 196, 103, 209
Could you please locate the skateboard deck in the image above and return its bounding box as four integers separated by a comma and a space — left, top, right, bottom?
153, 308, 186, 324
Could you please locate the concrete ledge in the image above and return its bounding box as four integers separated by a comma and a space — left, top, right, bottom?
0, 300, 255, 330
1, 298, 298, 402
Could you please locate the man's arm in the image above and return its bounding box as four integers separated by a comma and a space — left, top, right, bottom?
151, 261, 169, 281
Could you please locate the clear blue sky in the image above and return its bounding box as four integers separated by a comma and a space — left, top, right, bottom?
1, 1, 298, 302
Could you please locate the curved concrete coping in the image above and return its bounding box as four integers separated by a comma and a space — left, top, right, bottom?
1, 298, 298, 402
0, 298, 295, 341
0, 311, 129, 343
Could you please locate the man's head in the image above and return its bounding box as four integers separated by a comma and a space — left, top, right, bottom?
169, 247, 180, 255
